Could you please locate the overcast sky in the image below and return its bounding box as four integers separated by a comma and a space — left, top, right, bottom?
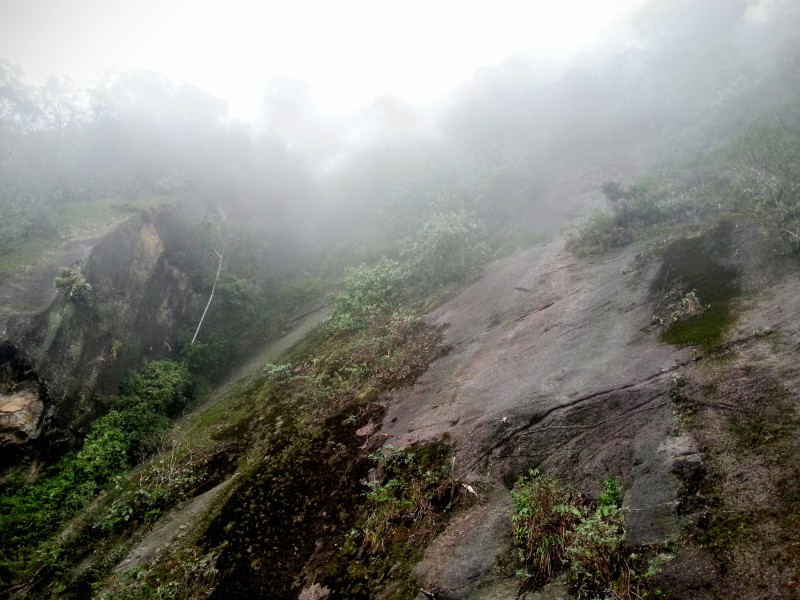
0, 0, 647, 118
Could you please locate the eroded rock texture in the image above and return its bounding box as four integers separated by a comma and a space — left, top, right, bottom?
0, 206, 205, 454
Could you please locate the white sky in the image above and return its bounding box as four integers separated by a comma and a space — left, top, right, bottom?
0, 0, 646, 118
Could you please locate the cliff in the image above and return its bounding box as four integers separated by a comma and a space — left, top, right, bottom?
0, 205, 205, 461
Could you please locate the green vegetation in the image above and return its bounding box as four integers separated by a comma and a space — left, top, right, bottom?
0, 198, 56, 255
402, 209, 490, 288
324, 443, 466, 599
99, 438, 204, 534
511, 470, 668, 599
325, 259, 412, 334
324, 209, 489, 335
53, 267, 93, 305
565, 182, 662, 257
567, 54, 800, 260
0, 360, 197, 593
102, 546, 222, 600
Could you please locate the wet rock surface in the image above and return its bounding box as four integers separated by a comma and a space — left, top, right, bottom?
383, 216, 800, 597
0, 206, 205, 451
389, 236, 688, 598
8, 151, 797, 598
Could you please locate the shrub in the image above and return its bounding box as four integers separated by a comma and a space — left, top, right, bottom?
649, 287, 709, 330
403, 210, 489, 289
566, 182, 674, 256
0, 360, 196, 588
359, 444, 461, 553
511, 471, 666, 599
54, 266, 92, 304
178, 331, 234, 377
601, 182, 667, 230
565, 212, 634, 257
99, 435, 206, 533
723, 123, 800, 250
263, 362, 294, 384
118, 360, 194, 417
102, 546, 221, 599
0, 197, 56, 255
569, 115, 800, 257
324, 212, 489, 334
565, 477, 627, 597
511, 469, 581, 586
327, 441, 466, 598
324, 259, 411, 334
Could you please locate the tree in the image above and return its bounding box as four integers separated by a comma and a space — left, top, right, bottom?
403, 210, 489, 288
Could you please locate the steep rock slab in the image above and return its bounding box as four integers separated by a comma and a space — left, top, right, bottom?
381, 239, 683, 475
381, 239, 689, 598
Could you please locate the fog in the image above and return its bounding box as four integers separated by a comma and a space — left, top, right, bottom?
1, 0, 799, 268
6, 3, 800, 597
0, 0, 645, 117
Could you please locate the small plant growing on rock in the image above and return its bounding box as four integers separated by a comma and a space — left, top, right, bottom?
360, 444, 461, 553
650, 289, 708, 329
565, 477, 627, 597
324, 441, 468, 597
511, 471, 667, 599
511, 470, 580, 586
54, 266, 92, 304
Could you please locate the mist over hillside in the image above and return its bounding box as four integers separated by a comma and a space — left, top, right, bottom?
1, 1, 800, 598
3, 1, 798, 256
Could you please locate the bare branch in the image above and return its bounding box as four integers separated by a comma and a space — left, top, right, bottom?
191, 243, 226, 345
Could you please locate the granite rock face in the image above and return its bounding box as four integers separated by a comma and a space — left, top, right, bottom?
0, 206, 205, 457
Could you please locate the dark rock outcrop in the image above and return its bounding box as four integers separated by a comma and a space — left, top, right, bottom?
0, 205, 205, 456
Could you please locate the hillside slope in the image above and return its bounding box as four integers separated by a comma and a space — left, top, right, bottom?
137, 156, 798, 599
5, 150, 798, 600
380, 202, 800, 597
